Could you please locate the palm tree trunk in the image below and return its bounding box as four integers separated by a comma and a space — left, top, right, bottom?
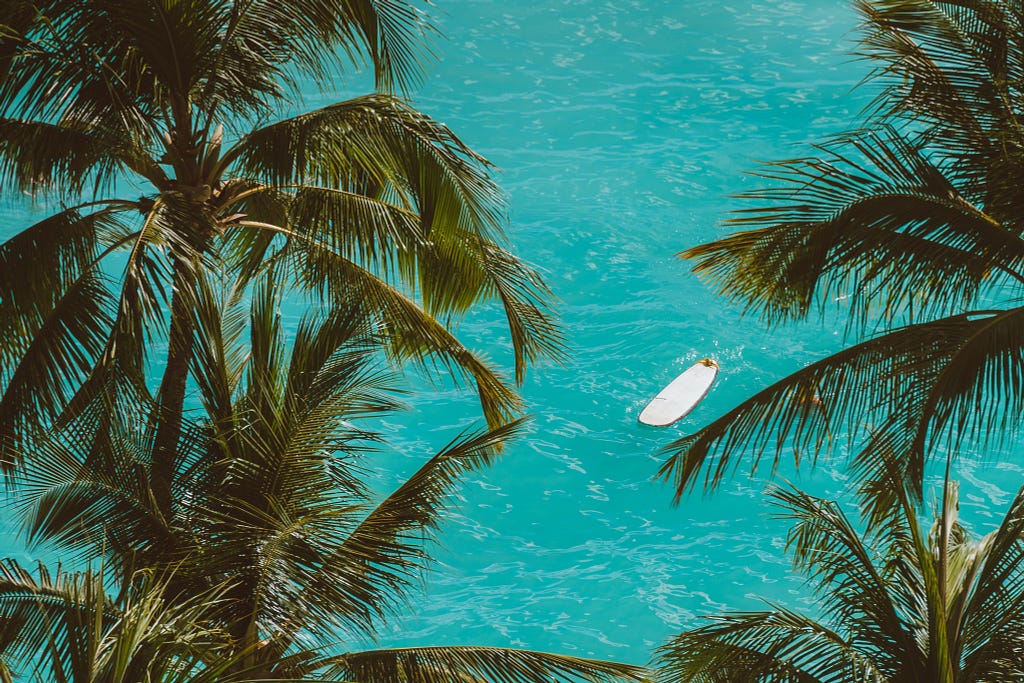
151, 256, 195, 520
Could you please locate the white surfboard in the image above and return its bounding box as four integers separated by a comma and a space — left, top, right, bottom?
638, 358, 719, 426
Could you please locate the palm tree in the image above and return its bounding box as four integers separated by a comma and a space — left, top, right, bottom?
0, 0, 563, 525
655, 458, 1024, 682
658, 0, 1024, 502
4, 276, 646, 682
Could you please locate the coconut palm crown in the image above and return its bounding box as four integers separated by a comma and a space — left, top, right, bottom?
659, 0, 1024, 501
0, 0, 564, 523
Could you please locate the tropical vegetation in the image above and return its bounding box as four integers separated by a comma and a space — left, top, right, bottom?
659, 0, 1024, 504
0, 562, 277, 682
657, 462, 1024, 681
655, 0, 1024, 680
0, 1, 646, 681
0, 284, 644, 680
0, 0, 562, 484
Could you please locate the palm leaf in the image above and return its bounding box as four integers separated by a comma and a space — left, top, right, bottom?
0, 3, 157, 151
237, 218, 524, 426
0, 203, 134, 373
769, 485, 917, 662
175, 286, 405, 643
0, 119, 154, 195
683, 127, 1024, 331
0, 559, 282, 683
673, 2, 1024, 511
280, 184, 564, 382
0, 559, 113, 681
0, 273, 116, 470
10, 393, 209, 573
658, 305, 1024, 499
228, 95, 501, 235
957, 485, 1024, 678
186, 271, 250, 425
855, 0, 1024, 177
327, 645, 648, 683
656, 608, 885, 682
657, 315, 951, 497
301, 420, 528, 638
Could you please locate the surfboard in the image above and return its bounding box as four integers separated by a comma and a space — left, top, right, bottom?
638, 358, 719, 426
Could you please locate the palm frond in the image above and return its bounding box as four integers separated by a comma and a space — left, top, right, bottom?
205, 273, 400, 504
855, 0, 1024, 177
957, 484, 1024, 677
276, 307, 405, 495
0, 3, 158, 154
658, 472, 1024, 682
0, 559, 113, 681
192, 491, 367, 644
0, 119, 155, 195
286, 185, 428, 275
239, 219, 523, 426
187, 271, 249, 424
682, 127, 1024, 331
301, 420, 527, 637
0, 273, 116, 471
229, 94, 558, 372
657, 308, 1024, 498
9, 391, 209, 573
768, 485, 917, 661
176, 288, 406, 643
279, 184, 565, 382
48, 203, 182, 441
195, 0, 436, 115
1, 0, 436, 155
0, 559, 274, 683
421, 235, 565, 384
656, 608, 886, 682
326, 645, 647, 683
267, 0, 437, 94
0, 203, 134, 374
228, 94, 504, 239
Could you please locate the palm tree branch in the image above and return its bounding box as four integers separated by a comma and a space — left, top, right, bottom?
235, 219, 523, 427
0, 15, 157, 159
326, 645, 647, 683
683, 128, 1024, 329
0, 272, 116, 471
768, 485, 916, 660
225, 94, 502, 240
657, 311, 1024, 498
280, 184, 565, 381
958, 485, 1024, 674
855, 0, 1024, 148
656, 607, 885, 683
0, 202, 137, 367
301, 420, 527, 636
905, 306, 1024, 464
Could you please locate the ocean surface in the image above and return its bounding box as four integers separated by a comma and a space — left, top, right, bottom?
3, 0, 1022, 669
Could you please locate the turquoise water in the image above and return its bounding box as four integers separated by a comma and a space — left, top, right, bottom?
3, 0, 1023, 669
367, 0, 871, 660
